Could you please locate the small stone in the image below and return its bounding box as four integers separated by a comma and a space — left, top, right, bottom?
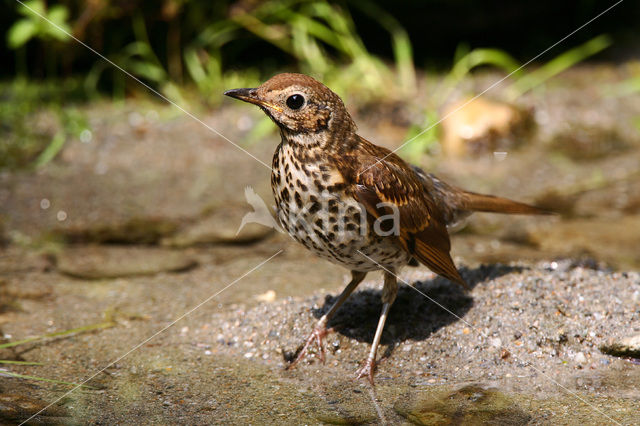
599, 334, 640, 358
255, 290, 277, 303
0, 393, 69, 420
574, 352, 587, 364
440, 96, 534, 157
162, 205, 274, 247
56, 246, 197, 279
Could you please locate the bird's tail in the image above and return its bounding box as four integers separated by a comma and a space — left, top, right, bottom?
410, 168, 552, 223
455, 191, 550, 215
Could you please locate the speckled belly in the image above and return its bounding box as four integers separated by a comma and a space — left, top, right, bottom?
271, 144, 409, 272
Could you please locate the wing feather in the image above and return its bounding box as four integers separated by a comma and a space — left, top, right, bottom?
348, 138, 468, 289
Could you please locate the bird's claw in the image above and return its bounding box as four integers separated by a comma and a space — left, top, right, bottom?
286, 324, 332, 369
355, 357, 377, 385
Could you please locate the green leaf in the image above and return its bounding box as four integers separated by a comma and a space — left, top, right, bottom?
183, 48, 207, 86
47, 5, 69, 25
122, 41, 156, 58
46, 24, 72, 42
128, 60, 167, 83
509, 34, 612, 100
7, 19, 37, 48
19, 0, 46, 17
33, 131, 66, 167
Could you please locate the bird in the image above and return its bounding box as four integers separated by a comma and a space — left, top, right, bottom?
224, 73, 548, 384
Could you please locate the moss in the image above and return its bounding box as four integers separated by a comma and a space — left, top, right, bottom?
395, 385, 531, 425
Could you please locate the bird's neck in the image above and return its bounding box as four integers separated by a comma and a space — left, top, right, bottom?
279, 127, 360, 154
280, 128, 328, 149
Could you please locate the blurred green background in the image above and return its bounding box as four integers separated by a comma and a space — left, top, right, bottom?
3, 0, 640, 83
2, 0, 640, 169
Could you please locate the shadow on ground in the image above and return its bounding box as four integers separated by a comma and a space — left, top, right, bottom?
311, 264, 524, 353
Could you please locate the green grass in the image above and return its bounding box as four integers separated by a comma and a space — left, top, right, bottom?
402, 35, 612, 160
0, 79, 91, 169
0, 370, 96, 388
3, 0, 615, 165
0, 319, 116, 349
0, 318, 115, 387
0, 360, 43, 365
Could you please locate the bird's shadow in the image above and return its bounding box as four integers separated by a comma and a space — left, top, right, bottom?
312, 264, 523, 356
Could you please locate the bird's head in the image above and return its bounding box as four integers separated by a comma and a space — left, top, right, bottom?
224, 73, 356, 145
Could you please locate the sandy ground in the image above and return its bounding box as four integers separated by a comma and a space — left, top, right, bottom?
1, 66, 640, 424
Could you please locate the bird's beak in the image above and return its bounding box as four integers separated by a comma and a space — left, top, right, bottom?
224, 88, 283, 112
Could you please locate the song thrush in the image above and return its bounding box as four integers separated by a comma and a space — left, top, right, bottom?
225, 73, 547, 383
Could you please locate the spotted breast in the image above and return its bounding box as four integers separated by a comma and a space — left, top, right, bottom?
271, 141, 410, 272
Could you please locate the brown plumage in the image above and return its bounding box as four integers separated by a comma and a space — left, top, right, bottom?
225, 73, 549, 384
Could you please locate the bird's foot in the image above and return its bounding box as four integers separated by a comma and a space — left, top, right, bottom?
286, 324, 332, 369
355, 357, 377, 385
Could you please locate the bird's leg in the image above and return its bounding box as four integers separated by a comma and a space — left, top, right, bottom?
287, 271, 367, 369
355, 269, 398, 385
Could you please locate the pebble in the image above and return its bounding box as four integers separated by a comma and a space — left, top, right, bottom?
599, 334, 640, 357
203, 261, 638, 406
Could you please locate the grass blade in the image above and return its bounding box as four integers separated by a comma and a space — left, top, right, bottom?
0, 320, 116, 349
0, 360, 44, 365
508, 34, 612, 100
0, 370, 96, 388
33, 130, 66, 168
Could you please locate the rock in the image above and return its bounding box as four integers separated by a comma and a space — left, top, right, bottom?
574, 352, 587, 364
440, 96, 535, 157
394, 384, 531, 425
56, 246, 197, 279
0, 393, 68, 422
549, 125, 629, 161
599, 334, 640, 358
254, 290, 276, 303
527, 216, 640, 270
52, 217, 181, 245
162, 205, 274, 247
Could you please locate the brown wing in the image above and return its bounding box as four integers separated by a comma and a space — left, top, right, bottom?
347, 139, 468, 289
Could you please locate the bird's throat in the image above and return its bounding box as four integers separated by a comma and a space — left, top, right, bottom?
280, 128, 331, 149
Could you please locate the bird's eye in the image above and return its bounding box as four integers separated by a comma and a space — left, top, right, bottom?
286, 94, 305, 110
